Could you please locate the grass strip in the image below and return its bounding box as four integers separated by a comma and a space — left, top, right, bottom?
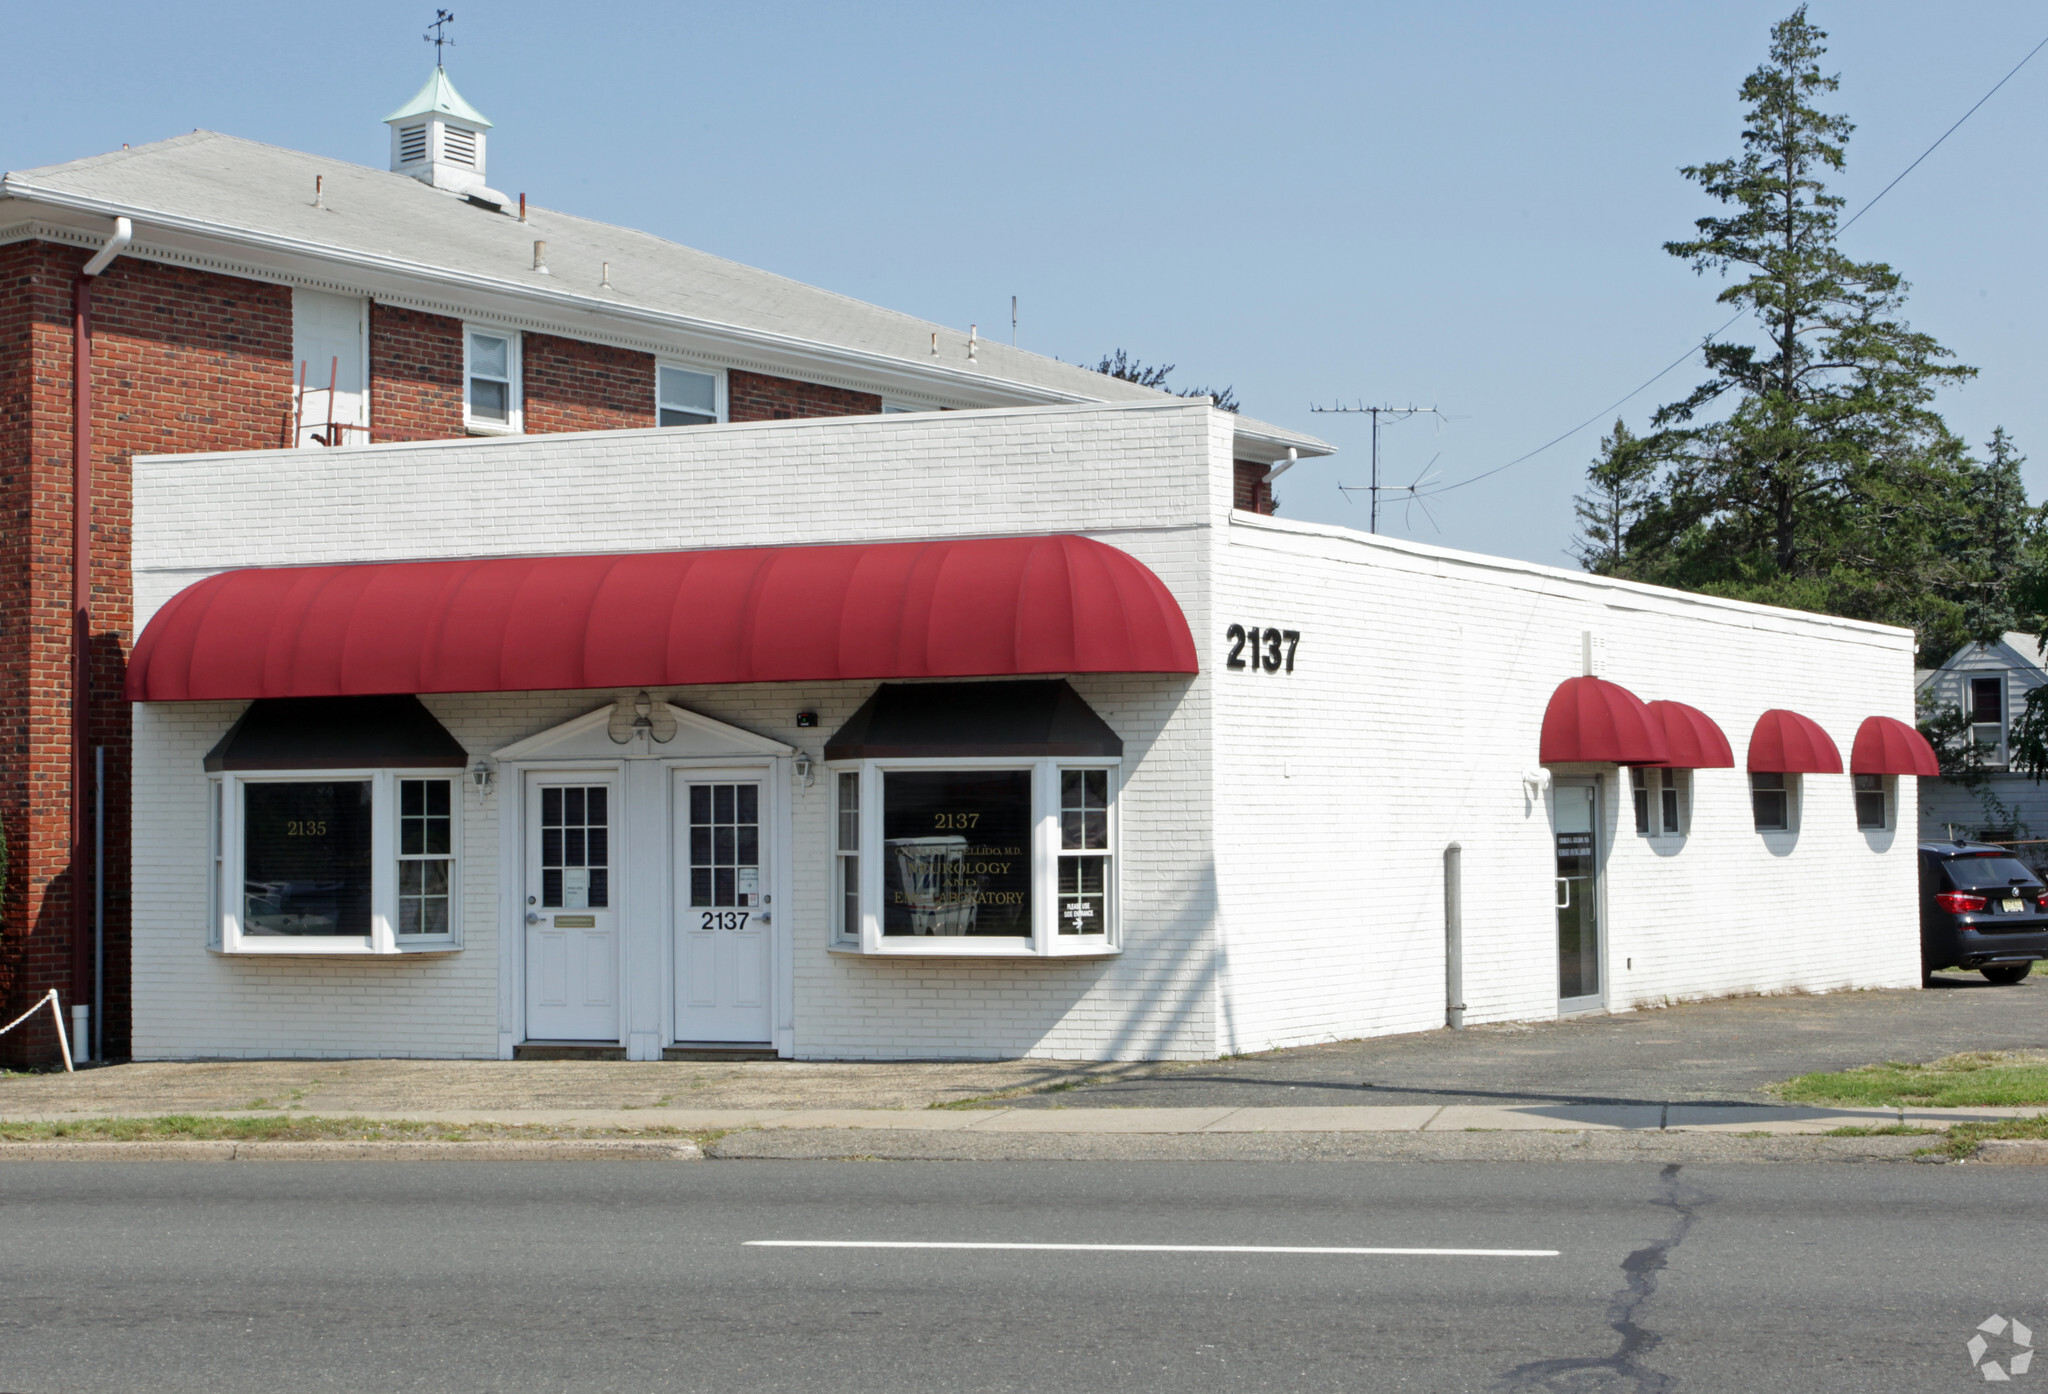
1921, 1115, 2048, 1161
1773, 1051, 2048, 1108
0, 1114, 726, 1145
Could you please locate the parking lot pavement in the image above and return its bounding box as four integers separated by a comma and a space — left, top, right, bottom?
1006, 973, 2048, 1110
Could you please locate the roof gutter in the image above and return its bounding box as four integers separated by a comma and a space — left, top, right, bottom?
1, 179, 1335, 458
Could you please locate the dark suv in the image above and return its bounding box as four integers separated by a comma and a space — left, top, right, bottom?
1918, 841, 2048, 983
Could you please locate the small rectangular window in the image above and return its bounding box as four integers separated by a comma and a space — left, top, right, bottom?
1854, 772, 1887, 830
467, 330, 515, 428
1970, 677, 2004, 724
397, 779, 454, 935
688, 782, 760, 908
1660, 770, 1685, 836
1630, 768, 1650, 836
1751, 772, 1790, 832
243, 781, 374, 937
658, 365, 718, 427
835, 772, 860, 941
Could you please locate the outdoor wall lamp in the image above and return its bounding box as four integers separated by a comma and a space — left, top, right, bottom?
470, 758, 495, 793
793, 750, 814, 787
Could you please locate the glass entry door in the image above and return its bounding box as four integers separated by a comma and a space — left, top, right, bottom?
524, 775, 620, 1042
1553, 778, 1603, 1011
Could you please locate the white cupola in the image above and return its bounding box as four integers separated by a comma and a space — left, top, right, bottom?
383, 67, 509, 208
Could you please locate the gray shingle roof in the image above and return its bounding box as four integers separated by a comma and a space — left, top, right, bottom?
3, 131, 1328, 456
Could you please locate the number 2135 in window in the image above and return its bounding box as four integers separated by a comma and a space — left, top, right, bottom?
1225, 625, 1300, 673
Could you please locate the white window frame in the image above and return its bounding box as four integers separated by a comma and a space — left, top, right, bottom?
1629, 767, 1687, 839
463, 324, 522, 435
880, 401, 931, 414
1750, 771, 1798, 833
1853, 772, 1891, 830
827, 756, 1121, 958
209, 768, 464, 955
655, 360, 726, 428
1967, 673, 2007, 766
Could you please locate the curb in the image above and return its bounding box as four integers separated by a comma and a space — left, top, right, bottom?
1971, 1139, 2048, 1165
0, 1139, 702, 1162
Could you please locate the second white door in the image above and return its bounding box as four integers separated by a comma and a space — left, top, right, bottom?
674, 773, 772, 1043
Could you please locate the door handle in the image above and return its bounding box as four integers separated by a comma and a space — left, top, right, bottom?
1555, 878, 1571, 909
525, 912, 541, 925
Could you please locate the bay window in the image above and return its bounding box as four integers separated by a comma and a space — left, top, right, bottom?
830, 759, 1118, 956
213, 769, 463, 953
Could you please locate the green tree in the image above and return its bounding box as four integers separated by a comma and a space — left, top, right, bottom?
1093, 349, 1240, 414
1572, 420, 1663, 571
1583, 8, 2009, 663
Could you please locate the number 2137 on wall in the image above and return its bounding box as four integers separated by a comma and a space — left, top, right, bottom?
1225, 625, 1300, 673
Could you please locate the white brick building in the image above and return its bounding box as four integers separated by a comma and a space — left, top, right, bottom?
127, 399, 1931, 1061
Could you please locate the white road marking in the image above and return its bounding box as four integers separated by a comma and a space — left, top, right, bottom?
746, 1241, 1558, 1257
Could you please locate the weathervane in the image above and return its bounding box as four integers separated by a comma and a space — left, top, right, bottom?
425, 9, 456, 67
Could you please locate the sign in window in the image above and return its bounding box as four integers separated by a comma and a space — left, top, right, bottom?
242, 781, 373, 936
882, 771, 1031, 937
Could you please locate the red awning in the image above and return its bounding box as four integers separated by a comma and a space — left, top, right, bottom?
1748, 709, 1843, 774
1644, 700, 1735, 769
1540, 676, 1670, 765
1851, 715, 1940, 777
126, 535, 1200, 701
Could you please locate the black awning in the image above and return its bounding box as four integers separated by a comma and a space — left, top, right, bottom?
204, 695, 470, 771
824, 680, 1124, 760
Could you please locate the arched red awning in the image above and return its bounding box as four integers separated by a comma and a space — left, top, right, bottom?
1748, 709, 1843, 774
126, 535, 1200, 701
1540, 676, 1670, 765
1851, 715, 1940, 777
1645, 700, 1735, 769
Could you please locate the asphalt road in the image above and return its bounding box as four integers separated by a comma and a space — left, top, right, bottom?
0, 1159, 2038, 1392
1010, 972, 2048, 1109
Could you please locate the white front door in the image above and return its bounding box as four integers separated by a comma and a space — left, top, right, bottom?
674, 772, 772, 1043
525, 774, 621, 1042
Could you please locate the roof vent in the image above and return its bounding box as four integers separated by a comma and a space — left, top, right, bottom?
382, 66, 508, 207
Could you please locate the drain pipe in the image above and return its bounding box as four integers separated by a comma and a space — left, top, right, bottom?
69, 216, 130, 1063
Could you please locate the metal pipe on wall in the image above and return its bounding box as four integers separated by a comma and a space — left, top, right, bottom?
69, 218, 130, 1058
94, 745, 105, 1063
1444, 842, 1465, 1030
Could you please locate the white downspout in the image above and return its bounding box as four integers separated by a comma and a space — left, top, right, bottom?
82, 217, 133, 276
1262, 447, 1298, 484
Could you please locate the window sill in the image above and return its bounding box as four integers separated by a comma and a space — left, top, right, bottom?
464, 421, 521, 437
212, 940, 461, 958
827, 941, 1120, 960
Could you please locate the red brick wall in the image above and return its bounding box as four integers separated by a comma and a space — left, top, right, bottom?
728, 369, 880, 422
369, 304, 464, 442
1233, 460, 1274, 515
523, 333, 655, 434
0, 242, 291, 1062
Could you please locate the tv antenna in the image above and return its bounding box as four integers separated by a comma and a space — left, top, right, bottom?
425, 9, 456, 66
1310, 402, 1442, 534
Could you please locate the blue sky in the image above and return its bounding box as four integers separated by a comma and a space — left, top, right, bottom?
7, 1, 2044, 567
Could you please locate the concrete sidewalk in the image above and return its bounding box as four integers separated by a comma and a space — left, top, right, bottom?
2, 1102, 2038, 1134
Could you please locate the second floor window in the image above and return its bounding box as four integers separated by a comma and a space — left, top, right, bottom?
658, 365, 718, 427
1969, 676, 2006, 762
466, 329, 518, 431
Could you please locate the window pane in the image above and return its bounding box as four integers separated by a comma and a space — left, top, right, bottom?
658, 365, 717, 415
882, 770, 1032, 937
1971, 678, 2003, 723
539, 784, 608, 909
1753, 789, 1788, 832
837, 772, 859, 852
839, 854, 860, 938
688, 782, 761, 908
469, 333, 508, 378
1853, 773, 1882, 793
1060, 769, 1109, 849
1661, 785, 1680, 833
1855, 791, 1886, 829
243, 781, 373, 936
1058, 854, 1108, 935
659, 408, 716, 428
470, 377, 509, 421
1632, 785, 1649, 836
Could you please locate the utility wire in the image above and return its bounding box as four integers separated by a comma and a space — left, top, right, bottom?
1413, 27, 2048, 501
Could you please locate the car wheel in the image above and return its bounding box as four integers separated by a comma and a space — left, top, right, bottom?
1981, 963, 2034, 985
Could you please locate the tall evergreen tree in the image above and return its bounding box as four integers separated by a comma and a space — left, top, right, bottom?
1578, 8, 2015, 663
